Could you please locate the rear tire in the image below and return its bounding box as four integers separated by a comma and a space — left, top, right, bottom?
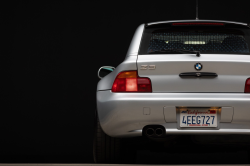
93, 116, 136, 163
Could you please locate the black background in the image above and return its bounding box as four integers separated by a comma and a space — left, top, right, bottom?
3, 0, 250, 163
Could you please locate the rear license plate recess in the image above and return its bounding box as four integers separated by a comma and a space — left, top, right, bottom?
178, 107, 221, 127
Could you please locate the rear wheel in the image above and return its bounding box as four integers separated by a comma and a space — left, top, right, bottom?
93, 116, 136, 163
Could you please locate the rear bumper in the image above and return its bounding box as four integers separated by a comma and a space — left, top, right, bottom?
97, 91, 250, 137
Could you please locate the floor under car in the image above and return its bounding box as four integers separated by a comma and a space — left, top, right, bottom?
136, 149, 249, 164
122, 135, 250, 164
2, 136, 250, 164
134, 135, 250, 147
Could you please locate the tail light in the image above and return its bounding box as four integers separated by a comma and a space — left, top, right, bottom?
245, 78, 250, 93
112, 71, 152, 92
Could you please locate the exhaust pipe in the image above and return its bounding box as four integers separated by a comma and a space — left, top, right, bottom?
155, 128, 163, 136
146, 128, 154, 136
143, 125, 166, 138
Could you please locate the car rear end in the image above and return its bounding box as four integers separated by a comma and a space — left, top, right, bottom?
96, 20, 250, 138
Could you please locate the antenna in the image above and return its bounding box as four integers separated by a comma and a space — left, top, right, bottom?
196, 0, 199, 20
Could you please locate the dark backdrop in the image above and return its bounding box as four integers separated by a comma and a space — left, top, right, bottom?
3, 0, 250, 163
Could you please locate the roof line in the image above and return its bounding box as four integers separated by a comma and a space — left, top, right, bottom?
147, 19, 247, 26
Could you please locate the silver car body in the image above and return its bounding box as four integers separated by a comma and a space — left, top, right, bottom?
97, 20, 250, 137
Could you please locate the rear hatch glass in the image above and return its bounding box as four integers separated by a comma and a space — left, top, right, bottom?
139, 23, 250, 55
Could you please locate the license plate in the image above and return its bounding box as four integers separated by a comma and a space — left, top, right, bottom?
180, 108, 218, 127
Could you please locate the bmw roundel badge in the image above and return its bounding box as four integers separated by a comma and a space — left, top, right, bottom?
195, 63, 202, 71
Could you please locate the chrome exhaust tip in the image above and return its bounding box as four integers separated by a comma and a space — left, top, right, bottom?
146, 128, 154, 137
155, 128, 163, 136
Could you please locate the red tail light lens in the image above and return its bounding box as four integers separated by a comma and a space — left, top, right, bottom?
112, 71, 152, 92
245, 78, 250, 93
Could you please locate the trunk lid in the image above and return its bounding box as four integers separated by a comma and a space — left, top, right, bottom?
137, 54, 250, 92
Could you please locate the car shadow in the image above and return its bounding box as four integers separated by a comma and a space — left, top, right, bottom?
136, 149, 249, 164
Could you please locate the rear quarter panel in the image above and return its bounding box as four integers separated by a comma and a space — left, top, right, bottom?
97, 56, 138, 90
97, 24, 145, 90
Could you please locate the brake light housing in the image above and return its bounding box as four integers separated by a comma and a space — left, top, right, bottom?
245, 78, 250, 93
112, 71, 152, 92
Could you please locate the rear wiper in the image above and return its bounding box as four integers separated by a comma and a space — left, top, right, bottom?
148, 49, 200, 57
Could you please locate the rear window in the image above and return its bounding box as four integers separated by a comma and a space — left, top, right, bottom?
139, 23, 250, 54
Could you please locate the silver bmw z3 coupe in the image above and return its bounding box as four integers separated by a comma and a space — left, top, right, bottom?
94, 19, 250, 163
